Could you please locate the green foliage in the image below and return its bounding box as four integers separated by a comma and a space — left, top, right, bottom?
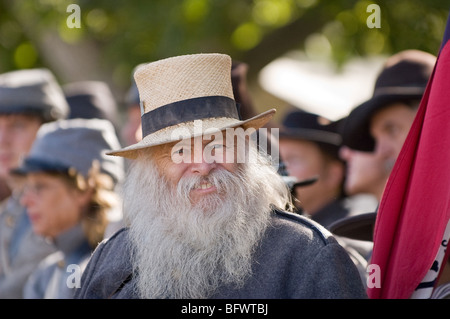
0, 0, 448, 87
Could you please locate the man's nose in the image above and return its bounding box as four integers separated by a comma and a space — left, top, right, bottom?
190, 160, 217, 176
191, 154, 217, 176
375, 138, 393, 159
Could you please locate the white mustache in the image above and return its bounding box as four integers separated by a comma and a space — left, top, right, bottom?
176, 169, 238, 198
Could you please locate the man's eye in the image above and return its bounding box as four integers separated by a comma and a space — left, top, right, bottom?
207, 143, 226, 154
172, 146, 192, 157
174, 148, 184, 155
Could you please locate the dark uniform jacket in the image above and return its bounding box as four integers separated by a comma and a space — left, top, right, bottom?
74, 209, 367, 299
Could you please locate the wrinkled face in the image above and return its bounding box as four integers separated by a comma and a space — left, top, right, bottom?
0, 114, 41, 178
20, 172, 89, 239
370, 102, 417, 164
151, 133, 239, 206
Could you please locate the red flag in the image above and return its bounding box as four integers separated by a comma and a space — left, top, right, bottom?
367, 14, 450, 299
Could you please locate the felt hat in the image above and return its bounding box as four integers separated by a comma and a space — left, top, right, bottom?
342, 50, 436, 152
279, 109, 343, 159
0, 68, 69, 122
13, 118, 124, 185
231, 60, 257, 120
107, 53, 275, 158
64, 80, 120, 131
124, 63, 146, 107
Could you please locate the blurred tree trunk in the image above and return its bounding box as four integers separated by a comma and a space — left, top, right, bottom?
242, 4, 339, 81
241, 4, 340, 122
37, 32, 124, 101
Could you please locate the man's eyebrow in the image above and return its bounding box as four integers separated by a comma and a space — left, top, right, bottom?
174, 140, 191, 147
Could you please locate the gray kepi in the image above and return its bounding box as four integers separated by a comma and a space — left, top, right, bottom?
12, 118, 124, 186
0, 68, 69, 122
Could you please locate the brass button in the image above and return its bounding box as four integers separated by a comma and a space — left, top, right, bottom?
5, 216, 15, 228
57, 260, 65, 268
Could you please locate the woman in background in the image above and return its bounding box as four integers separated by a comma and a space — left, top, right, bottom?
14, 118, 124, 299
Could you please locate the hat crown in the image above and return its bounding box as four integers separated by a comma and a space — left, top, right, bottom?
134, 53, 234, 113
0, 68, 69, 121
27, 118, 124, 184
107, 53, 276, 158
64, 80, 119, 127
282, 110, 332, 129
342, 50, 437, 152
373, 50, 436, 93
281, 110, 341, 144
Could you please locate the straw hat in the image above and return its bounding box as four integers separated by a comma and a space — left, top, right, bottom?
107, 53, 275, 158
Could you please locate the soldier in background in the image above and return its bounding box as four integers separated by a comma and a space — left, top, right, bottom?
0, 68, 69, 298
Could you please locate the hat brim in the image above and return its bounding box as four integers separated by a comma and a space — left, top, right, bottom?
279, 128, 342, 146
343, 91, 423, 152
283, 175, 318, 190
328, 211, 377, 242
108, 108, 276, 159
11, 158, 70, 176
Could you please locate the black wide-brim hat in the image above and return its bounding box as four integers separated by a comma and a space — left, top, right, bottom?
341, 50, 436, 152
342, 89, 425, 152
279, 109, 343, 159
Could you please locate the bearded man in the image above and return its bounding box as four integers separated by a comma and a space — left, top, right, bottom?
74, 53, 367, 299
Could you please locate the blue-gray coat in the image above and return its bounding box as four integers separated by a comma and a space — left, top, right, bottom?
74, 209, 368, 299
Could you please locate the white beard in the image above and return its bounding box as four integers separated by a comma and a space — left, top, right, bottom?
122, 148, 290, 299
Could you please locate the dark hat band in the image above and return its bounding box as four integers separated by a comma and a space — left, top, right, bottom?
12, 157, 71, 175
141, 96, 239, 137
0, 104, 49, 115
279, 128, 342, 146
0, 104, 66, 123
373, 86, 425, 97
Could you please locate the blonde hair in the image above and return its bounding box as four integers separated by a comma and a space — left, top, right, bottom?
57, 162, 119, 248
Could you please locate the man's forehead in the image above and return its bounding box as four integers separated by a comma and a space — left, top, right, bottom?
371, 101, 418, 121
169, 132, 227, 147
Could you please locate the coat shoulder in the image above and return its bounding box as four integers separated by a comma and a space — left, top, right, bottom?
75, 227, 133, 298
271, 208, 334, 246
